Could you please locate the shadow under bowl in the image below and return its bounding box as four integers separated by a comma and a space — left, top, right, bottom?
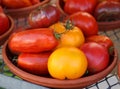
3, 0, 50, 19
0, 16, 14, 46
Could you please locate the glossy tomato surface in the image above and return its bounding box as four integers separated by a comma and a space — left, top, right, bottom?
94, 1, 120, 21
28, 4, 61, 28
8, 28, 58, 53
17, 52, 51, 75
66, 12, 98, 37
80, 42, 109, 74
2, 0, 40, 9
64, 0, 98, 15
85, 35, 113, 50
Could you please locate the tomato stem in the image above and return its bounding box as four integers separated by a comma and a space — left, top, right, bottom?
64, 19, 74, 30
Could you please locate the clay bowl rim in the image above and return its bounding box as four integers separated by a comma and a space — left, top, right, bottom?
0, 15, 14, 41
2, 41, 118, 89
3, 0, 50, 13
56, 0, 120, 30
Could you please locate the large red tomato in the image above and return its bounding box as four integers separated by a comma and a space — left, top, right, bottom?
80, 42, 109, 74
17, 52, 51, 75
0, 6, 10, 35
66, 12, 98, 37
94, 0, 120, 21
64, 0, 98, 15
28, 4, 61, 28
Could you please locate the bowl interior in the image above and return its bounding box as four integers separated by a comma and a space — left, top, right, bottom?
2, 40, 118, 89
4, 0, 50, 18
0, 16, 14, 46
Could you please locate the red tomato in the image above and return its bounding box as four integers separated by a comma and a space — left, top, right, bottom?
94, 1, 120, 21
0, 6, 10, 35
66, 12, 98, 37
80, 42, 109, 74
85, 35, 114, 51
17, 52, 51, 75
8, 28, 58, 53
2, 0, 40, 9
64, 0, 98, 15
28, 4, 61, 28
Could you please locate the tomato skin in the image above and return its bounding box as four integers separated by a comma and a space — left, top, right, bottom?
80, 42, 109, 74
0, 7, 10, 35
8, 28, 58, 53
94, 1, 120, 21
58, 27, 85, 48
67, 12, 98, 37
1, 0, 40, 9
28, 5, 61, 28
17, 52, 51, 75
48, 47, 88, 79
85, 35, 113, 50
64, 0, 98, 15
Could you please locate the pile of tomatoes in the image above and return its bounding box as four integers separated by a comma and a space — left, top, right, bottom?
7, 1, 115, 80
62, 0, 120, 22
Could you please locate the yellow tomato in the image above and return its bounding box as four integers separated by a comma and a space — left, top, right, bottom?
50, 22, 85, 48
48, 47, 88, 80
49, 22, 66, 34
58, 26, 85, 48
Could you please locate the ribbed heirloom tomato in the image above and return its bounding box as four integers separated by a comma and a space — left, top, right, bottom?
66, 12, 98, 37
48, 47, 88, 80
50, 21, 85, 48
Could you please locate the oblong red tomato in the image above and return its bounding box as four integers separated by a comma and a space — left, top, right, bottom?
17, 52, 51, 75
8, 28, 58, 53
28, 4, 61, 28
66, 12, 98, 37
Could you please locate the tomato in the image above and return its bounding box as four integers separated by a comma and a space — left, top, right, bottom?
50, 21, 85, 48
2, 0, 40, 9
17, 51, 51, 75
28, 4, 61, 28
85, 35, 114, 54
64, 0, 98, 15
48, 47, 88, 79
80, 42, 109, 74
49, 22, 66, 34
8, 28, 58, 53
66, 12, 98, 37
94, 1, 120, 22
0, 6, 10, 35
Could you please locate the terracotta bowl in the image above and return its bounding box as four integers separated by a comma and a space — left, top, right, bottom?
118, 60, 120, 79
0, 16, 14, 46
2, 40, 118, 89
3, 0, 50, 19
56, 0, 120, 31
